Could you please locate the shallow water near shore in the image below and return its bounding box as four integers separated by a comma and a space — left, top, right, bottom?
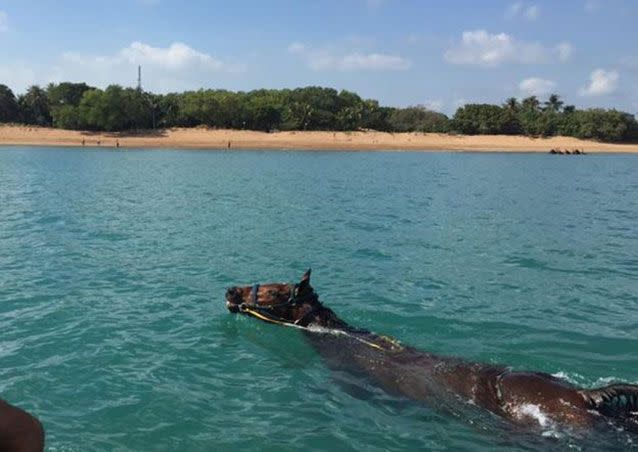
1, 147, 637, 451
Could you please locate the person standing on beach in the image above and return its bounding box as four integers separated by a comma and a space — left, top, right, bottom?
228, 140, 231, 149
81, 138, 85, 146
116, 139, 120, 148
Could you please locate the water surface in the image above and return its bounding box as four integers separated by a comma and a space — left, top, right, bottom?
1, 147, 637, 450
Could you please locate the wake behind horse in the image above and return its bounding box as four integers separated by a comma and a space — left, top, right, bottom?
225, 270, 638, 436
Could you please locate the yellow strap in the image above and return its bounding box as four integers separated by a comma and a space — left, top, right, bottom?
243, 308, 290, 326
356, 338, 385, 351
243, 308, 390, 351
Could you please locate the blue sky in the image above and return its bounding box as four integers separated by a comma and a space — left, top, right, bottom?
0, 0, 636, 114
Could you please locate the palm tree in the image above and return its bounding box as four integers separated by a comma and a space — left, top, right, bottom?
544, 94, 564, 112
18, 85, 52, 126
503, 97, 519, 112
521, 96, 540, 112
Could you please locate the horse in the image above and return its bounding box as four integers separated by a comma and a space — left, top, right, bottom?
0, 399, 44, 452
225, 270, 638, 436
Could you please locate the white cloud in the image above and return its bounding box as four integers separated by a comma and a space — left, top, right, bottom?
0, 11, 8, 32
0, 63, 38, 93
62, 41, 243, 92
445, 30, 551, 66
506, 2, 524, 18
339, 53, 411, 71
64, 41, 232, 72
423, 100, 443, 112
519, 77, 556, 96
506, 2, 539, 21
1, 42, 244, 94
579, 69, 619, 96
555, 42, 572, 62
289, 42, 411, 72
453, 98, 468, 109
287, 42, 306, 55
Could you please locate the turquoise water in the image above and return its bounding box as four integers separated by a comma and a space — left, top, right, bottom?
1, 147, 637, 451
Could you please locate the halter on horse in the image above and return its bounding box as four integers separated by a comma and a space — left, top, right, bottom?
227, 271, 321, 327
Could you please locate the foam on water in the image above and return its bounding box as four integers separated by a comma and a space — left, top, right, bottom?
512, 403, 552, 428
553, 371, 638, 389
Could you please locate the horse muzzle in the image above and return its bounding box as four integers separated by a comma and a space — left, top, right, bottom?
225, 287, 242, 313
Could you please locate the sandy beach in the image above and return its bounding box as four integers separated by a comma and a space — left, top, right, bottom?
1, 125, 637, 152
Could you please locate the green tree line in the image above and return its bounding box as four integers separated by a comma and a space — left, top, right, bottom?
1, 82, 636, 142
453, 95, 638, 142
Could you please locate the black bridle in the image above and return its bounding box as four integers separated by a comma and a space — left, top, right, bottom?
238, 283, 319, 326
241, 283, 299, 309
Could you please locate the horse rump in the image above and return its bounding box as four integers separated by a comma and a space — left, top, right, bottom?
581, 384, 638, 431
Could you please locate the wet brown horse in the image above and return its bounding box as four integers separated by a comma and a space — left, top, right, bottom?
225, 270, 638, 434
0, 399, 44, 452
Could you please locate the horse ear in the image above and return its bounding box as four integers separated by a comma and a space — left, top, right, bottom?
299, 268, 311, 290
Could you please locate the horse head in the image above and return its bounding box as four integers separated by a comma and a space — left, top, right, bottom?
225, 269, 322, 327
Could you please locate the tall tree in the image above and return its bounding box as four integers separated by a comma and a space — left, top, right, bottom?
361, 100, 392, 131
544, 94, 564, 112
78, 85, 136, 131
452, 104, 511, 135
521, 96, 540, 112
388, 106, 449, 133
51, 105, 80, 130
18, 85, 52, 126
48, 82, 94, 129
503, 97, 520, 112
245, 94, 283, 132
0, 84, 20, 123
47, 82, 94, 107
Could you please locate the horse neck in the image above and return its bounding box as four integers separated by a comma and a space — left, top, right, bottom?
307, 305, 348, 329
307, 305, 371, 336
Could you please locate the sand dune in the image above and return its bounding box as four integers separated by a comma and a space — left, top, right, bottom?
1, 125, 637, 152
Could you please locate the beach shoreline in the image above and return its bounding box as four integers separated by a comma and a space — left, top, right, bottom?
1, 125, 637, 153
